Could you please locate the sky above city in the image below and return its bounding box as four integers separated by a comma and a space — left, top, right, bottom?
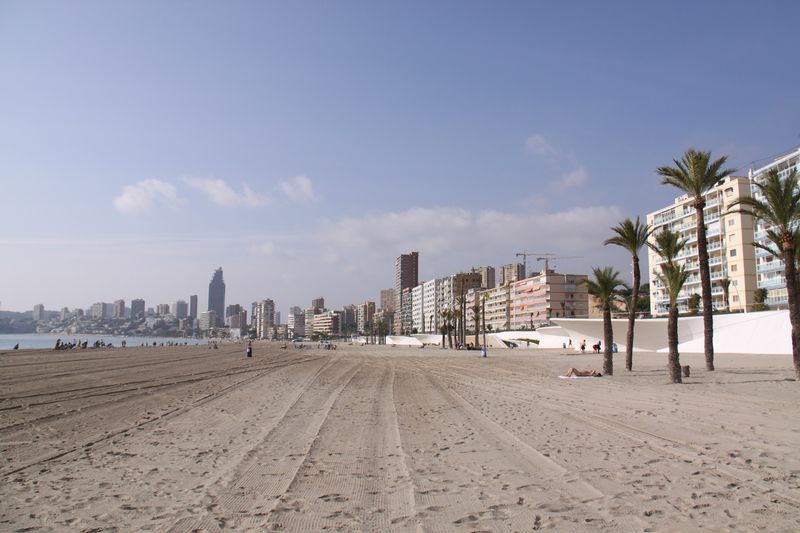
2, 1, 799, 314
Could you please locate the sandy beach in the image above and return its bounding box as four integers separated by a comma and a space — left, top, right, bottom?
1, 343, 798, 532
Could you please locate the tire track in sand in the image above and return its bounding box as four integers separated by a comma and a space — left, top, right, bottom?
167, 354, 364, 532
260, 357, 421, 532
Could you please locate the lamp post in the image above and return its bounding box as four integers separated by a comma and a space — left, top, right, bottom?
481, 296, 488, 357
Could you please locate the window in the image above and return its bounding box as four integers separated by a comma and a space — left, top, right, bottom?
728, 218, 735, 226
733, 295, 739, 302
730, 249, 737, 257
729, 233, 736, 242
725, 187, 734, 197
731, 264, 738, 272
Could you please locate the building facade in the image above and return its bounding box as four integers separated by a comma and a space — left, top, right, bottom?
748, 147, 800, 307
647, 175, 757, 315
422, 279, 439, 334
255, 299, 275, 339
500, 263, 525, 285
509, 270, 589, 329
473, 266, 496, 289
131, 299, 145, 318
32, 304, 45, 321
356, 301, 376, 335
380, 288, 395, 312
172, 300, 188, 319
394, 252, 419, 333
189, 295, 198, 320
208, 267, 225, 326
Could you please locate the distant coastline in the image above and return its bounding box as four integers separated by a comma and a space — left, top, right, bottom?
0, 333, 206, 351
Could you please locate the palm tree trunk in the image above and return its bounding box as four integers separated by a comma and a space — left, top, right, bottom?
782, 246, 800, 380
626, 255, 640, 371
668, 301, 682, 383
695, 203, 715, 371
602, 304, 613, 375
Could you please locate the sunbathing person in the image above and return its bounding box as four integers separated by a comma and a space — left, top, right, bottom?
563, 368, 601, 377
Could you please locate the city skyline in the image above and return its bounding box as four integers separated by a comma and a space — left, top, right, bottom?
2, 2, 799, 312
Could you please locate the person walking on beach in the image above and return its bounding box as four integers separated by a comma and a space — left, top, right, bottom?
580, 340, 586, 353
246, 341, 253, 358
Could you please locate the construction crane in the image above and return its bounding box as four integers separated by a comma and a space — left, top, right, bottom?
536, 254, 582, 273
515, 250, 539, 278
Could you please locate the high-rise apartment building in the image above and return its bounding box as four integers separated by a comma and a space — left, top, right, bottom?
304, 307, 317, 334
32, 304, 45, 321
311, 297, 325, 311
411, 284, 425, 333
400, 287, 413, 335
312, 310, 340, 336
198, 311, 217, 331
156, 303, 171, 316
288, 311, 305, 338
189, 295, 198, 320
255, 299, 275, 339
380, 288, 395, 312
341, 304, 357, 335
226, 304, 242, 324
510, 270, 588, 328
394, 252, 419, 334
131, 299, 145, 318
473, 266, 496, 289
113, 299, 125, 318
647, 175, 757, 315
208, 267, 225, 326
748, 146, 800, 307
482, 284, 511, 331
500, 263, 525, 285
60, 307, 70, 321
173, 300, 188, 319
275, 311, 281, 326
356, 301, 376, 334
422, 279, 439, 333
90, 302, 106, 319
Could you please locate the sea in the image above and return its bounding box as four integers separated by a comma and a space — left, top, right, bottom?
0, 333, 206, 350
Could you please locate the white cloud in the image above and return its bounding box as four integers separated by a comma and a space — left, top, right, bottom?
554, 165, 588, 190
181, 176, 270, 207
248, 242, 275, 255
113, 179, 178, 214
279, 175, 314, 201
524, 134, 558, 159
318, 204, 623, 268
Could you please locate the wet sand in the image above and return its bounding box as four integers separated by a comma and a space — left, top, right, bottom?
1, 342, 798, 531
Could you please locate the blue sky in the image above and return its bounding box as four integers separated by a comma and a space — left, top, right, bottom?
1, 1, 799, 314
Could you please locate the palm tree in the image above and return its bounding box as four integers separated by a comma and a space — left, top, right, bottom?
471, 301, 481, 348
582, 267, 626, 375
718, 277, 731, 311
605, 217, 652, 371
440, 309, 454, 349
657, 149, 736, 371
657, 262, 690, 383
728, 168, 800, 380
649, 228, 688, 383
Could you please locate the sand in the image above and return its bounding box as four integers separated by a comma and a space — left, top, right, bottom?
0, 342, 798, 532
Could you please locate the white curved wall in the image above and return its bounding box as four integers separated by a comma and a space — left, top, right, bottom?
552, 311, 791, 355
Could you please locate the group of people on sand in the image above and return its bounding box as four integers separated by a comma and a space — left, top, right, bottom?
54, 339, 90, 350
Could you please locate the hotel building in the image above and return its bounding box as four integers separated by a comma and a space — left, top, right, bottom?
509, 270, 588, 328
394, 252, 419, 334
646, 175, 757, 315
748, 147, 800, 307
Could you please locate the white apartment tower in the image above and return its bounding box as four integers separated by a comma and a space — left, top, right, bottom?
255, 299, 276, 339
748, 146, 800, 307
646, 175, 757, 315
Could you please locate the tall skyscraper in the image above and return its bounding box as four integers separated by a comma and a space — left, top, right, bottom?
394, 252, 419, 334
189, 295, 198, 320
32, 304, 45, 321
311, 297, 325, 310
208, 267, 225, 326
113, 299, 125, 318
131, 299, 145, 318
